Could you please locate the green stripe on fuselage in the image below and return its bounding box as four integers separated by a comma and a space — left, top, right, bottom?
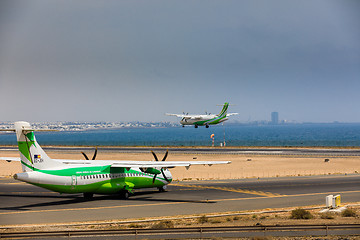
27, 167, 170, 194
193, 115, 226, 126
31, 175, 167, 194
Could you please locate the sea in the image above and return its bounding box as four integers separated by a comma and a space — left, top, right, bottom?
0, 123, 360, 147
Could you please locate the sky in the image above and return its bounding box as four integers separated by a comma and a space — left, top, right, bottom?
0, 0, 359, 123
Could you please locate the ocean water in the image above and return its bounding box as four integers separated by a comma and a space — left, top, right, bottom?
0, 123, 359, 147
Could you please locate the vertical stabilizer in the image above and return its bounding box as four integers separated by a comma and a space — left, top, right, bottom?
217, 102, 229, 117
14, 121, 60, 172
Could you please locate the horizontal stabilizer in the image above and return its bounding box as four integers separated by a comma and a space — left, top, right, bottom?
0, 157, 21, 162
0, 129, 58, 132
58, 159, 231, 168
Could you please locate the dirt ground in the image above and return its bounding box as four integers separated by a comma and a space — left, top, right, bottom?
0, 149, 359, 180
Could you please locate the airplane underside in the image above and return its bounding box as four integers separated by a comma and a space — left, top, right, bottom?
181, 117, 228, 128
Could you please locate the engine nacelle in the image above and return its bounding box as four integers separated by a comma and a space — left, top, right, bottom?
140, 168, 161, 175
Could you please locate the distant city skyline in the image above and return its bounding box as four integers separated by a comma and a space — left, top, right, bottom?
0, 1, 359, 123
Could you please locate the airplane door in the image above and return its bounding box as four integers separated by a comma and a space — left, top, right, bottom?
71, 175, 77, 188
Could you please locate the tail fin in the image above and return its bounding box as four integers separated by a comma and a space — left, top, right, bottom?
14, 121, 60, 172
217, 102, 229, 117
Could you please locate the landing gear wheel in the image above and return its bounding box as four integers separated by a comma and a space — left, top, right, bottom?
205, 124, 209, 128
83, 193, 93, 200
158, 186, 166, 192
195, 125, 198, 128
119, 190, 130, 200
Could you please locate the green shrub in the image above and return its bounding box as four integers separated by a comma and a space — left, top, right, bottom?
210, 219, 222, 224
320, 212, 334, 219
198, 215, 209, 224
151, 220, 174, 229
290, 208, 313, 219
128, 223, 143, 228
342, 208, 357, 217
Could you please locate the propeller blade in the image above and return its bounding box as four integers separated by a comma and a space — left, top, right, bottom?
161, 150, 168, 161
152, 174, 157, 184
92, 147, 98, 160
81, 152, 89, 160
151, 151, 159, 161
161, 169, 170, 183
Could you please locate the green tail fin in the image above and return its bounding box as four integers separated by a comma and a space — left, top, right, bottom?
14, 121, 60, 172
218, 102, 229, 117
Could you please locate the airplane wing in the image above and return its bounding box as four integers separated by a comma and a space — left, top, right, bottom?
57, 159, 231, 169
166, 113, 194, 119
0, 157, 21, 162
165, 113, 187, 118
1, 157, 231, 168
110, 160, 231, 168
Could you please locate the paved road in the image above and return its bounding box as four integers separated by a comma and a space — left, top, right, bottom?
0, 175, 359, 226
1, 146, 360, 156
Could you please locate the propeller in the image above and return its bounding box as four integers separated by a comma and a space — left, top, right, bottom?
151, 150, 170, 183
81, 147, 98, 160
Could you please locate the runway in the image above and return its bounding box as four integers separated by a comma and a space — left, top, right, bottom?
1, 146, 360, 156
0, 175, 359, 226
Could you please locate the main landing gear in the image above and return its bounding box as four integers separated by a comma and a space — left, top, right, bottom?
158, 186, 167, 192
194, 125, 198, 128
83, 192, 94, 200
205, 124, 209, 128
119, 190, 130, 200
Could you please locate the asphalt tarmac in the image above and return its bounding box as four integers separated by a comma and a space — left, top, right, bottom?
0, 174, 359, 226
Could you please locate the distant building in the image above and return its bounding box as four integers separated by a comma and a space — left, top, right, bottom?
271, 112, 279, 124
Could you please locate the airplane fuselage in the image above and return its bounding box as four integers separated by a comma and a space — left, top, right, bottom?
15, 166, 172, 194
180, 115, 228, 127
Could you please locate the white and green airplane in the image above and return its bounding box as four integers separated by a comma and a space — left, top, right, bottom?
0, 121, 231, 200
166, 102, 238, 128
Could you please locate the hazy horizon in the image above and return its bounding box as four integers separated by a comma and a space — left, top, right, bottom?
1, 1, 359, 123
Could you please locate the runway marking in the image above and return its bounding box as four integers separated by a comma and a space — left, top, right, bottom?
0, 192, 59, 194
215, 190, 360, 204
0, 182, 27, 185
172, 183, 285, 197
0, 190, 359, 217
0, 201, 184, 216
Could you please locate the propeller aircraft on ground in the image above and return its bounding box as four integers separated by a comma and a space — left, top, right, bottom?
0, 122, 231, 200
166, 102, 238, 128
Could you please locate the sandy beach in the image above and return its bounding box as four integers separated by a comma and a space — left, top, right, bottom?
0, 149, 359, 180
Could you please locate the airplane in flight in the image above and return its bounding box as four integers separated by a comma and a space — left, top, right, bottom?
166, 102, 238, 128
0, 121, 231, 200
